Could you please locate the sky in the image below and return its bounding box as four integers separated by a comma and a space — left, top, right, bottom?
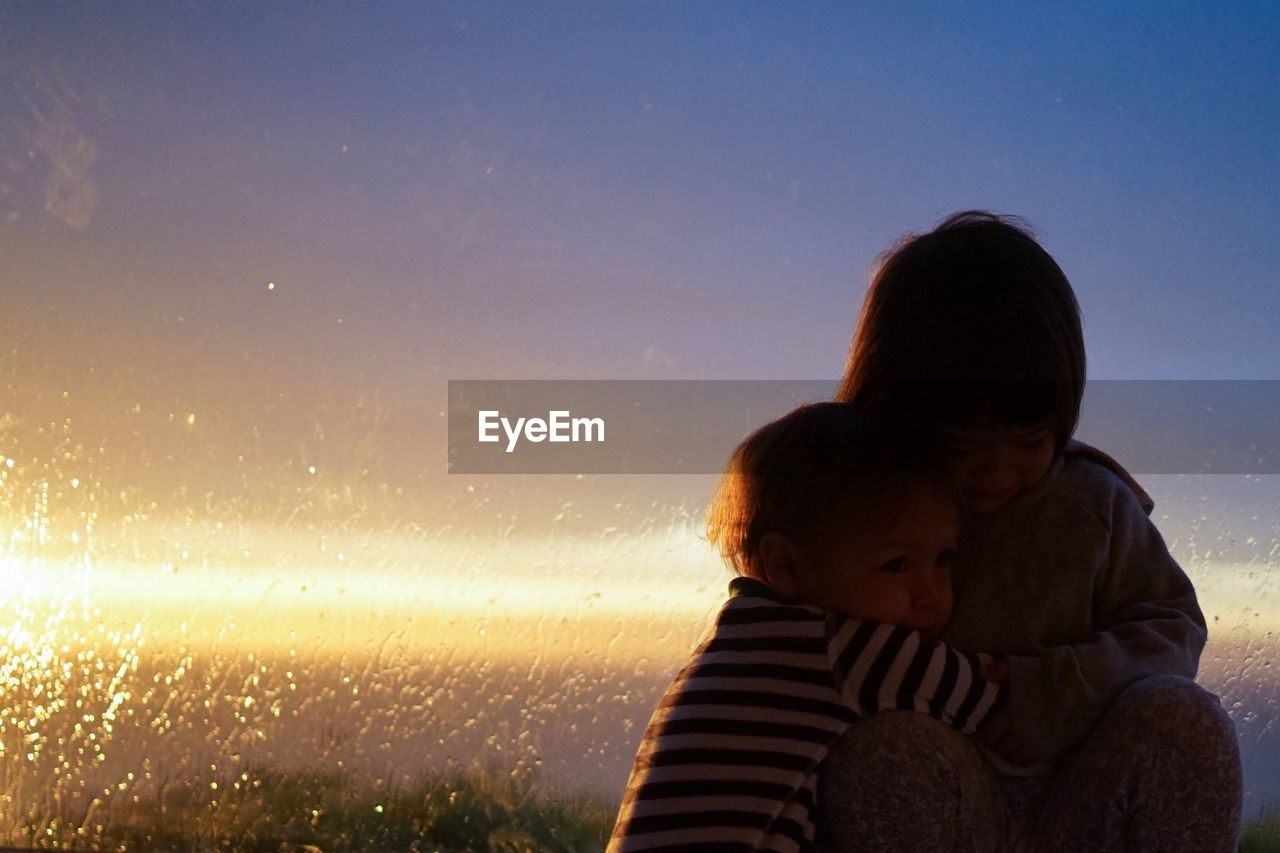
0, 0, 1277, 541
3, 2, 1279, 393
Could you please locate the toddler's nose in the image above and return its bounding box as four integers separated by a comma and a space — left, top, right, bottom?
913, 572, 953, 619
912, 590, 948, 626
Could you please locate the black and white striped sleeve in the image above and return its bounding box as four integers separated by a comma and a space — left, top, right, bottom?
608, 600, 852, 852
826, 617, 1005, 735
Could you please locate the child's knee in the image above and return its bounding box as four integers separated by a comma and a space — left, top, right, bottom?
1109, 675, 1238, 761
826, 710, 978, 785
818, 712, 1001, 848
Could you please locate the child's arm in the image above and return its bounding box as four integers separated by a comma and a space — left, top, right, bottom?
826, 617, 1006, 735
1004, 479, 1206, 762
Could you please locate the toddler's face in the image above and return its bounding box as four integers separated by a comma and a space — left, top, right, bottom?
943, 421, 1055, 515
796, 481, 958, 639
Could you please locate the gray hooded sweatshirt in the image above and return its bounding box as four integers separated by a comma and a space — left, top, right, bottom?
938, 442, 1206, 774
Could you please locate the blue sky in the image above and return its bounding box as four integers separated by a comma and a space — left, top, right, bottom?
1, 1, 1279, 539
3, 2, 1278, 394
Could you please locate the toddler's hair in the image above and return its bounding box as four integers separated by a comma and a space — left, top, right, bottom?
707, 401, 937, 580
835, 210, 1085, 450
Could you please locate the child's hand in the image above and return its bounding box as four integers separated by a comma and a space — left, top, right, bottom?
980, 710, 1036, 763
979, 657, 1010, 682
976, 657, 1035, 762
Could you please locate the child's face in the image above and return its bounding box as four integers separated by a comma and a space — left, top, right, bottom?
796, 481, 958, 639
943, 421, 1055, 515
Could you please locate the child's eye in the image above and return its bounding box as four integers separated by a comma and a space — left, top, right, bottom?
942, 435, 979, 454
879, 558, 908, 574
1016, 428, 1050, 448
937, 548, 957, 568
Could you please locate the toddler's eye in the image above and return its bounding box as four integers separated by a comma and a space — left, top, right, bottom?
879, 558, 907, 574
937, 548, 957, 568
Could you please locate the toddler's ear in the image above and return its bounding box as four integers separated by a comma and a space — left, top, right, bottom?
757, 532, 802, 600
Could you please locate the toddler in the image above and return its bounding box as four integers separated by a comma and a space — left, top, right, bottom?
608, 402, 1005, 852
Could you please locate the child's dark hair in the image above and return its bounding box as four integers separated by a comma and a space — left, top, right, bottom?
834, 210, 1086, 451
707, 401, 939, 580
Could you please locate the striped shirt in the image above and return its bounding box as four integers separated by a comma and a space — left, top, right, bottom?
609, 577, 1005, 853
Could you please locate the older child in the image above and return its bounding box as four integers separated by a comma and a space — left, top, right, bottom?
822, 211, 1242, 852
609, 402, 1004, 852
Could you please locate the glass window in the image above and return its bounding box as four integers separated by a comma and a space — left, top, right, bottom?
2, 3, 1277, 848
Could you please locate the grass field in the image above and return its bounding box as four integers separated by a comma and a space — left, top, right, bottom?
1244, 812, 1280, 853
6, 766, 616, 852
5, 764, 1278, 852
